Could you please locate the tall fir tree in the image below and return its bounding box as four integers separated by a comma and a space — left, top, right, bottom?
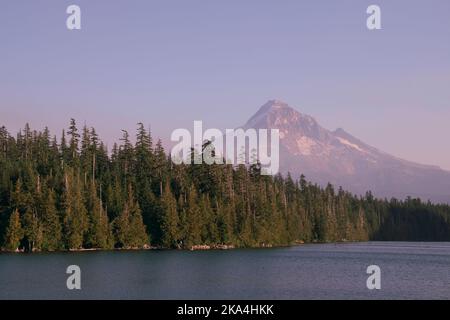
62, 170, 89, 249
40, 189, 62, 251
4, 209, 24, 251
185, 185, 202, 248
113, 186, 149, 248
160, 183, 179, 248
86, 182, 112, 249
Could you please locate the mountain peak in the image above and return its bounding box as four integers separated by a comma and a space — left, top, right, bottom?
266, 99, 290, 108
245, 100, 299, 128
261, 99, 292, 110
244, 100, 329, 143
255, 99, 292, 115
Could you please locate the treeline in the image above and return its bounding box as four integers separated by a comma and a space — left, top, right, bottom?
0, 121, 450, 252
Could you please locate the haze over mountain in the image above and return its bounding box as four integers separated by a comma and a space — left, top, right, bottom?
243, 100, 450, 203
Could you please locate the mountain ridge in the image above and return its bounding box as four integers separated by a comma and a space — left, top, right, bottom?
243, 100, 450, 203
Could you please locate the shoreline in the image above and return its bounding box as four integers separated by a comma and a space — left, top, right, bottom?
3, 240, 447, 254
0, 240, 394, 254
0, 241, 303, 254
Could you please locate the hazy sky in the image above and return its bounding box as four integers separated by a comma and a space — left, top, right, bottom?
1, 0, 450, 169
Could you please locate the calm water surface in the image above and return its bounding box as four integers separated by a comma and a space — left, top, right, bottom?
0, 242, 449, 299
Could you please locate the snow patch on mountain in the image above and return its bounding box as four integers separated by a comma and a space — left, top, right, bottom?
296, 136, 317, 156
336, 137, 366, 153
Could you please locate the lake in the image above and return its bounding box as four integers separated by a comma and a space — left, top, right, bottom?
0, 242, 449, 299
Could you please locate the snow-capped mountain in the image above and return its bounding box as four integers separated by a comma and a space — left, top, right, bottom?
243, 100, 450, 203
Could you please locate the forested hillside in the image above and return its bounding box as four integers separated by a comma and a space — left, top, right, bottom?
1, 120, 450, 252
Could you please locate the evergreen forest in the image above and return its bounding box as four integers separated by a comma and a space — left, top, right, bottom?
1, 120, 450, 252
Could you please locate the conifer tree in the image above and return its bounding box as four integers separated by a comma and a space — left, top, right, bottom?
68, 119, 80, 164
154, 139, 167, 196
62, 170, 89, 249
185, 186, 202, 248
40, 190, 62, 251
200, 194, 218, 244
23, 208, 42, 252
86, 182, 112, 249
4, 209, 24, 251
112, 203, 130, 248
128, 199, 149, 248
113, 186, 149, 248
160, 183, 179, 248
119, 130, 133, 179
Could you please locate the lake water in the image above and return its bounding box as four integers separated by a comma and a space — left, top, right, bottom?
0, 242, 449, 300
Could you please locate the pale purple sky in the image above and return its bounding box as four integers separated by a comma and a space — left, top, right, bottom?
1, 0, 450, 169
